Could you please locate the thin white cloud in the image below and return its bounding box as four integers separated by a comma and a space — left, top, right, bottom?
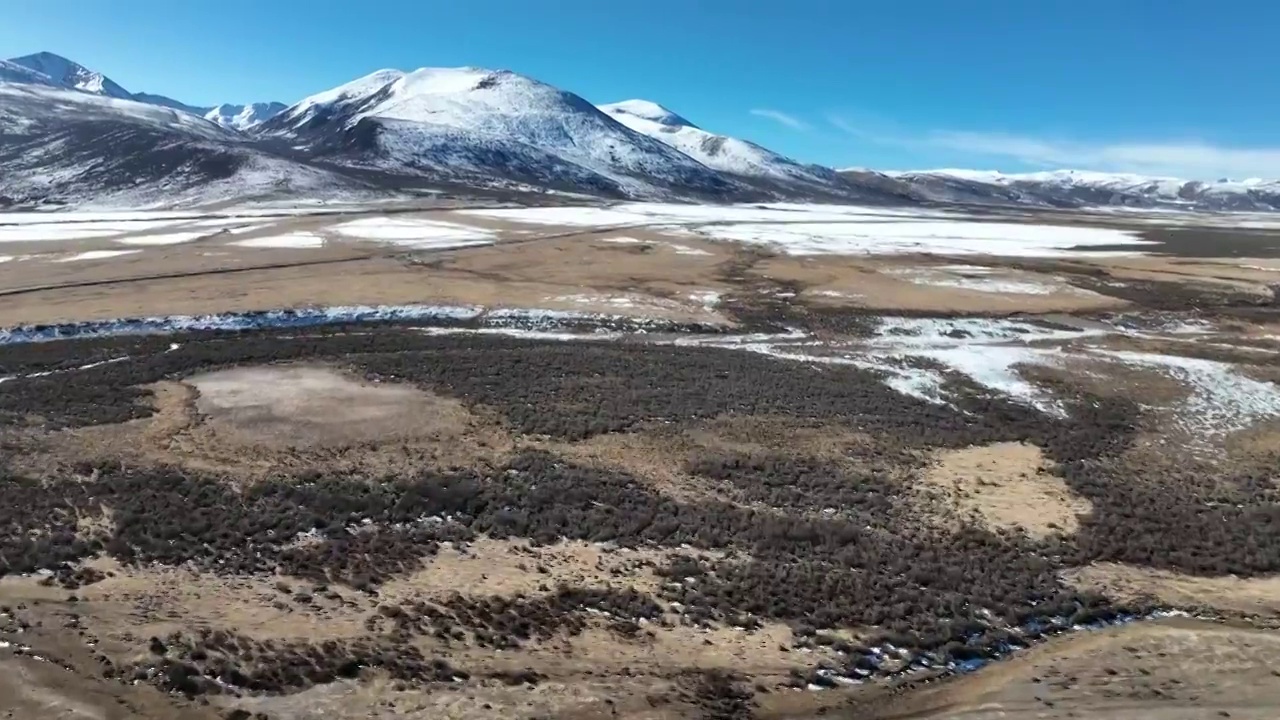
830, 117, 1280, 180
750, 108, 809, 131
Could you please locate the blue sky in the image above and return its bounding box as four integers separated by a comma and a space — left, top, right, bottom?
3, 0, 1277, 179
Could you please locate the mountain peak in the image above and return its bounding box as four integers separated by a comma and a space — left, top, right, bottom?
599, 99, 695, 128
8, 51, 132, 98
204, 101, 288, 131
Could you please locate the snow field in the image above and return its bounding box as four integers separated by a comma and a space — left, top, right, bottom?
462, 203, 1153, 257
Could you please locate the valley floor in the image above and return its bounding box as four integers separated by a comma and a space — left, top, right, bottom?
1, 201, 1279, 720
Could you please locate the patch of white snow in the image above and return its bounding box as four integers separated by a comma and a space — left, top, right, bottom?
231, 234, 325, 249
55, 249, 142, 262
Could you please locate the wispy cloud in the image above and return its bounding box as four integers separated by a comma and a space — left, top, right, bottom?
830, 117, 1280, 179
750, 108, 809, 131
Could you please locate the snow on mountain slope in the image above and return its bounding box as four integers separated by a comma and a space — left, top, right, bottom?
132, 92, 210, 115
8, 52, 132, 99
3, 52, 284, 132
598, 99, 848, 194
0, 82, 371, 208
0, 59, 57, 87
876, 169, 1280, 212
0, 82, 230, 140
260, 67, 742, 200
205, 102, 287, 131
602, 99, 694, 128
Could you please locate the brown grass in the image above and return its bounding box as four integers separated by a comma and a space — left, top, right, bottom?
1063, 562, 1280, 618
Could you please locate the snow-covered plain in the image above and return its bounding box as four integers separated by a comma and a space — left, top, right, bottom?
0, 225, 126, 242
55, 249, 141, 262
113, 232, 211, 246
462, 203, 1154, 257
331, 218, 496, 249
690, 220, 1149, 257
231, 234, 325, 249
884, 266, 1084, 295
3, 203, 1155, 258
1089, 350, 1280, 439
461, 202, 950, 226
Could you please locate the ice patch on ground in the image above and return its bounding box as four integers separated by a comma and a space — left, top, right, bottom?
55, 249, 141, 262
868, 317, 1100, 348
113, 232, 210, 246
231, 234, 325, 249
1095, 350, 1280, 438
551, 294, 645, 308
688, 290, 721, 308
0, 305, 485, 344
420, 327, 624, 342
331, 218, 495, 249
0, 226, 124, 242
927, 278, 1062, 295
692, 220, 1151, 257
885, 267, 1069, 295
460, 202, 955, 227
601, 237, 712, 255
460, 203, 1152, 257
669, 243, 711, 256
224, 223, 282, 235
0, 210, 200, 224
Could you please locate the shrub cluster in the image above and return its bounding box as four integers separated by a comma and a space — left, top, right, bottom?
117, 629, 464, 696
1, 325, 1278, 695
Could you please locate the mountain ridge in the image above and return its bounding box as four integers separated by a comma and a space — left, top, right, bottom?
1, 50, 1277, 212
599, 98, 851, 198
256, 66, 750, 201
871, 168, 1280, 212
3, 52, 285, 131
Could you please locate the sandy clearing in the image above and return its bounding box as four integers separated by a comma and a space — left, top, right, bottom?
923, 442, 1091, 537
188, 365, 474, 449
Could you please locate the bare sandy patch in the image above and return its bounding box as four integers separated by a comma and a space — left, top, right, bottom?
859, 619, 1280, 720
547, 416, 884, 504
754, 255, 1127, 314
923, 442, 1091, 537
14, 370, 515, 480
378, 537, 707, 600
1064, 562, 1280, 618
546, 428, 730, 503
189, 365, 468, 449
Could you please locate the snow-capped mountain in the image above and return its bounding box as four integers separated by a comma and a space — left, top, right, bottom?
877, 169, 1280, 212
0, 82, 372, 208
7, 52, 132, 98
6, 50, 1275, 212
205, 102, 287, 131
2, 52, 284, 133
0, 59, 57, 87
598, 99, 852, 198
601, 99, 694, 128
258, 67, 744, 200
